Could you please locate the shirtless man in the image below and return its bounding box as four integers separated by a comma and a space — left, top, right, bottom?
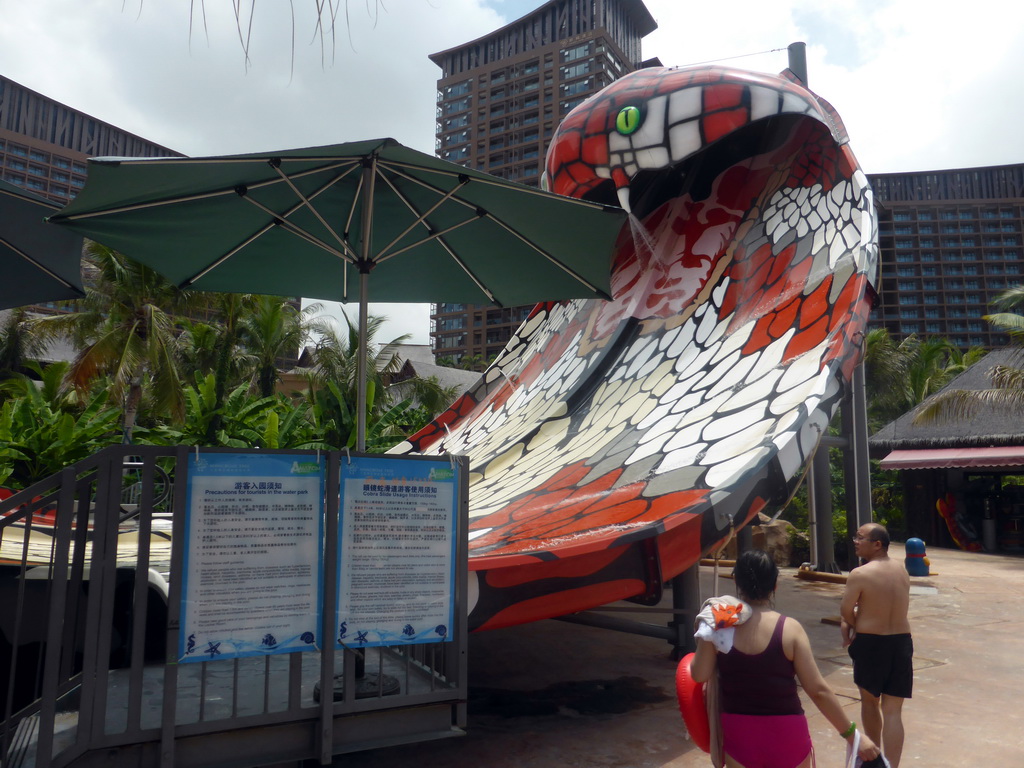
840, 523, 912, 768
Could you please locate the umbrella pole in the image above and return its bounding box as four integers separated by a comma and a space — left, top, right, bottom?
356, 156, 376, 453
357, 269, 369, 452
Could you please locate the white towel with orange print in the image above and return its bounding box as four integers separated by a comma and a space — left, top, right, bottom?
693, 595, 752, 653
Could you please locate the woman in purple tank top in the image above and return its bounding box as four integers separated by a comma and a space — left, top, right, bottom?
691, 550, 881, 768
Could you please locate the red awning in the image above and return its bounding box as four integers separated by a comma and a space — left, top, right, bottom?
880, 447, 1024, 470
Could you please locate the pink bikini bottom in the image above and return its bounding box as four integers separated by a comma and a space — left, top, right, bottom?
720, 712, 814, 768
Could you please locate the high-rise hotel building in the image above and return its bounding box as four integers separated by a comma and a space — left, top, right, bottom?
868, 163, 1024, 349
1, 74, 179, 314
0, 74, 178, 206
428, 0, 657, 365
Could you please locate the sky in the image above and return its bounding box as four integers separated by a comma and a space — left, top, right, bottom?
2, 0, 1021, 344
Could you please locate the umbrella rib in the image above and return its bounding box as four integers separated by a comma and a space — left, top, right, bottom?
235, 193, 355, 262
184, 224, 278, 285
378, 162, 608, 296
483, 212, 607, 295
370, 168, 496, 303
381, 158, 617, 212
268, 159, 355, 250
376, 216, 481, 262
372, 169, 470, 260
51, 160, 361, 221
344, 171, 364, 240
0, 235, 80, 290
431, 236, 498, 305
376, 214, 499, 304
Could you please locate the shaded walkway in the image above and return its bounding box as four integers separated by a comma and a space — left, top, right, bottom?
349, 544, 1023, 767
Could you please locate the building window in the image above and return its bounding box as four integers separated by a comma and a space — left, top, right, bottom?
445, 97, 470, 114
563, 62, 591, 79
444, 80, 471, 98
563, 79, 591, 96
563, 43, 591, 62
437, 334, 465, 349
443, 147, 469, 162
438, 317, 465, 331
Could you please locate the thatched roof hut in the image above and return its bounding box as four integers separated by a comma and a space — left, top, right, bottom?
870, 348, 1024, 552
871, 348, 1024, 457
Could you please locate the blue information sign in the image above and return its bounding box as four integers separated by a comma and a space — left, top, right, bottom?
337, 457, 459, 648
180, 453, 325, 663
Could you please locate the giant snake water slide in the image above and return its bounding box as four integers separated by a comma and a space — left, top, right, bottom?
392, 65, 878, 632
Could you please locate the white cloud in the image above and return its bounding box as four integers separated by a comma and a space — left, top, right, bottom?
3, 0, 1021, 343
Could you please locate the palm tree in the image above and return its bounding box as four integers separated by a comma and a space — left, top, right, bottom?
862, 328, 913, 429
236, 296, 324, 398
299, 311, 412, 448
175, 295, 249, 442
905, 336, 969, 405
0, 308, 48, 384
32, 242, 196, 442
303, 312, 406, 397
914, 288, 1024, 422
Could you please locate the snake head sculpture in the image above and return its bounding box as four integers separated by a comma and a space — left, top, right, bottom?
543, 65, 848, 215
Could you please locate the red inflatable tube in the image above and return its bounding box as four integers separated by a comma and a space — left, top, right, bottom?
675, 652, 710, 753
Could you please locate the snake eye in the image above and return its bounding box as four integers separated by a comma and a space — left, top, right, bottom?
615, 105, 642, 135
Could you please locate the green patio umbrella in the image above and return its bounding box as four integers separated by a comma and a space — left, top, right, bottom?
0, 179, 84, 309
49, 138, 625, 448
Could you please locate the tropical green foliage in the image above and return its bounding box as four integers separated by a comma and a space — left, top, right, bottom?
862, 328, 985, 430
141, 373, 323, 450
0, 382, 121, 486
0, 308, 48, 384
32, 242, 197, 441
0, 247, 453, 489
913, 288, 1024, 423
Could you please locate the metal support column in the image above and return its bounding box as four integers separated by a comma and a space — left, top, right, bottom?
668, 565, 700, 659
736, 522, 753, 555
810, 444, 836, 572
851, 362, 874, 530
837, 362, 873, 569
787, 42, 808, 85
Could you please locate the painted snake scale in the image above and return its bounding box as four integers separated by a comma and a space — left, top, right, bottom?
392, 65, 878, 632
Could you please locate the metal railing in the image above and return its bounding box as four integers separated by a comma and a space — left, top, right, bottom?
1, 446, 468, 768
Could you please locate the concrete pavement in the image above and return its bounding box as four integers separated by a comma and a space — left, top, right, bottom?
343, 544, 1024, 767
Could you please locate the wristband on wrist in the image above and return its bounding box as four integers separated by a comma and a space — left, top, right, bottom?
840, 721, 857, 739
